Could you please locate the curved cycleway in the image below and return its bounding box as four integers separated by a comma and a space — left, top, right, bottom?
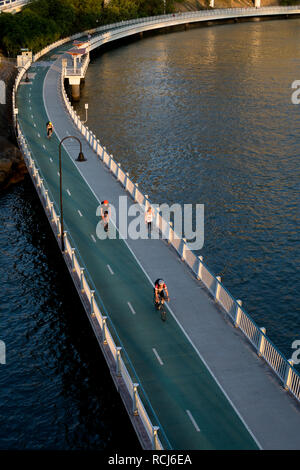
16, 16, 300, 450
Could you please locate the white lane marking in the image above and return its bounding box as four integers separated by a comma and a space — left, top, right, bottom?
43, 144, 46, 149
91, 234, 96, 243
107, 264, 114, 275
78, 209, 83, 217
49, 157, 53, 163
152, 348, 163, 366
57, 171, 60, 176
38, 133, 40, 138
127, 302, 136, 315
31, 114, 33, 119
186, 410, 200, 432
66, 189, 71, 196
33, 123, 36, 128
43, 66, 261, 451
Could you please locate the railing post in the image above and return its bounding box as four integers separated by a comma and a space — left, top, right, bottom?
125, 172, 130, 192
71, 248, 76, 272
116, 347, 122, 377
49, 201, 54, 221
90, 290, 95, 316
235, 300, 242, 328
56, 215, 61, 238
168, 221, 173, 244
134, 183, 139, 202
109, 155, 114, 172
152, 426, 160, 450
102, 316, 107, 344
133, 383, 139, 416
257, 327, 266, 357
197, 256, 203, 280
80, 267, 85, 293
284, 359, 294, 390
215, 276, 222, 302
181, 238, 186, 261
44, 189, 49, 208
117, 162, 121, 181
63, 231, 68, 253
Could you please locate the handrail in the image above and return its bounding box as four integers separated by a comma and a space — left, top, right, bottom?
58, 12, 300, 405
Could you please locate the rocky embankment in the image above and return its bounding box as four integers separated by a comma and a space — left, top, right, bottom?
0, 57, 27, 191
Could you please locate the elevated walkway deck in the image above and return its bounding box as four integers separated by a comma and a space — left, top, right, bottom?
15, 12, 300, 450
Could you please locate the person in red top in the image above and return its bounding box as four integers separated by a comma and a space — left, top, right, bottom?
154, 279, 169, 310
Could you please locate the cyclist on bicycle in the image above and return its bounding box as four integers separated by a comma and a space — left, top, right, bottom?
46, 121, 53, 138
154, 279, 169, 310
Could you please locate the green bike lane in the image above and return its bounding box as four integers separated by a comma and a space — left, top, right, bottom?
17, 53, 259, 450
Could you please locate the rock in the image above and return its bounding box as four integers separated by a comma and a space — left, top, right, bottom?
0, 58, 28, 191
0, 136, 27, 190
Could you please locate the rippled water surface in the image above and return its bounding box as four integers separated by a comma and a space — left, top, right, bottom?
74, 19, 300, 359
1, 18, 300, 450
0, 180, 139, 449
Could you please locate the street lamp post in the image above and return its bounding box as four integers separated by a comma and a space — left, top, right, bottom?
14, 108, 18, 137
58, 135, 86, 252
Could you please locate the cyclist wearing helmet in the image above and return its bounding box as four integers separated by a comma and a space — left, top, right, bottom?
154, 279, 169, 309
46, 121, 53, 138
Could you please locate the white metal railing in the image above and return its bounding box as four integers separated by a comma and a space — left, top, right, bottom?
13, 54, 166, 453
57, 6, 300, 78
57, 12, 300, 405
0, 0, 29, 12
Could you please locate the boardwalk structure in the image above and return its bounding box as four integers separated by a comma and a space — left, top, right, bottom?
14, 9, 300, 450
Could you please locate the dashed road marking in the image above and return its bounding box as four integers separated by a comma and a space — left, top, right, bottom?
91, 234, 96, 243
38, 133, 40, 138
49, 157, 53, 163
78, 210, 83, 217
107, 264, 114, 275
186, 410, 200, 432
43, 144, 46, 149
152, 348, 164, 366
66, 189, 71, 196
127, 302, 136, 315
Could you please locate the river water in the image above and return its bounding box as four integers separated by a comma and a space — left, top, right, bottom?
1, 18, 299, 449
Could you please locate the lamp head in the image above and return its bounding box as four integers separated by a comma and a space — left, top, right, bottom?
76, 151, 86, 162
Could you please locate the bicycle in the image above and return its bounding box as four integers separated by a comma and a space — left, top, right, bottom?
155, 298, 167, 322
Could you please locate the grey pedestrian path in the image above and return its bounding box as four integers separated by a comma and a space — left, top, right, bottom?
18, 44, 300, 449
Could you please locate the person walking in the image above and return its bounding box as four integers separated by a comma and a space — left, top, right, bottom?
145, 206, 154, 237
102, 210, 109, 233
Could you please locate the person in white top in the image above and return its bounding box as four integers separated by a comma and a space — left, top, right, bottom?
145, 206, 154, 237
